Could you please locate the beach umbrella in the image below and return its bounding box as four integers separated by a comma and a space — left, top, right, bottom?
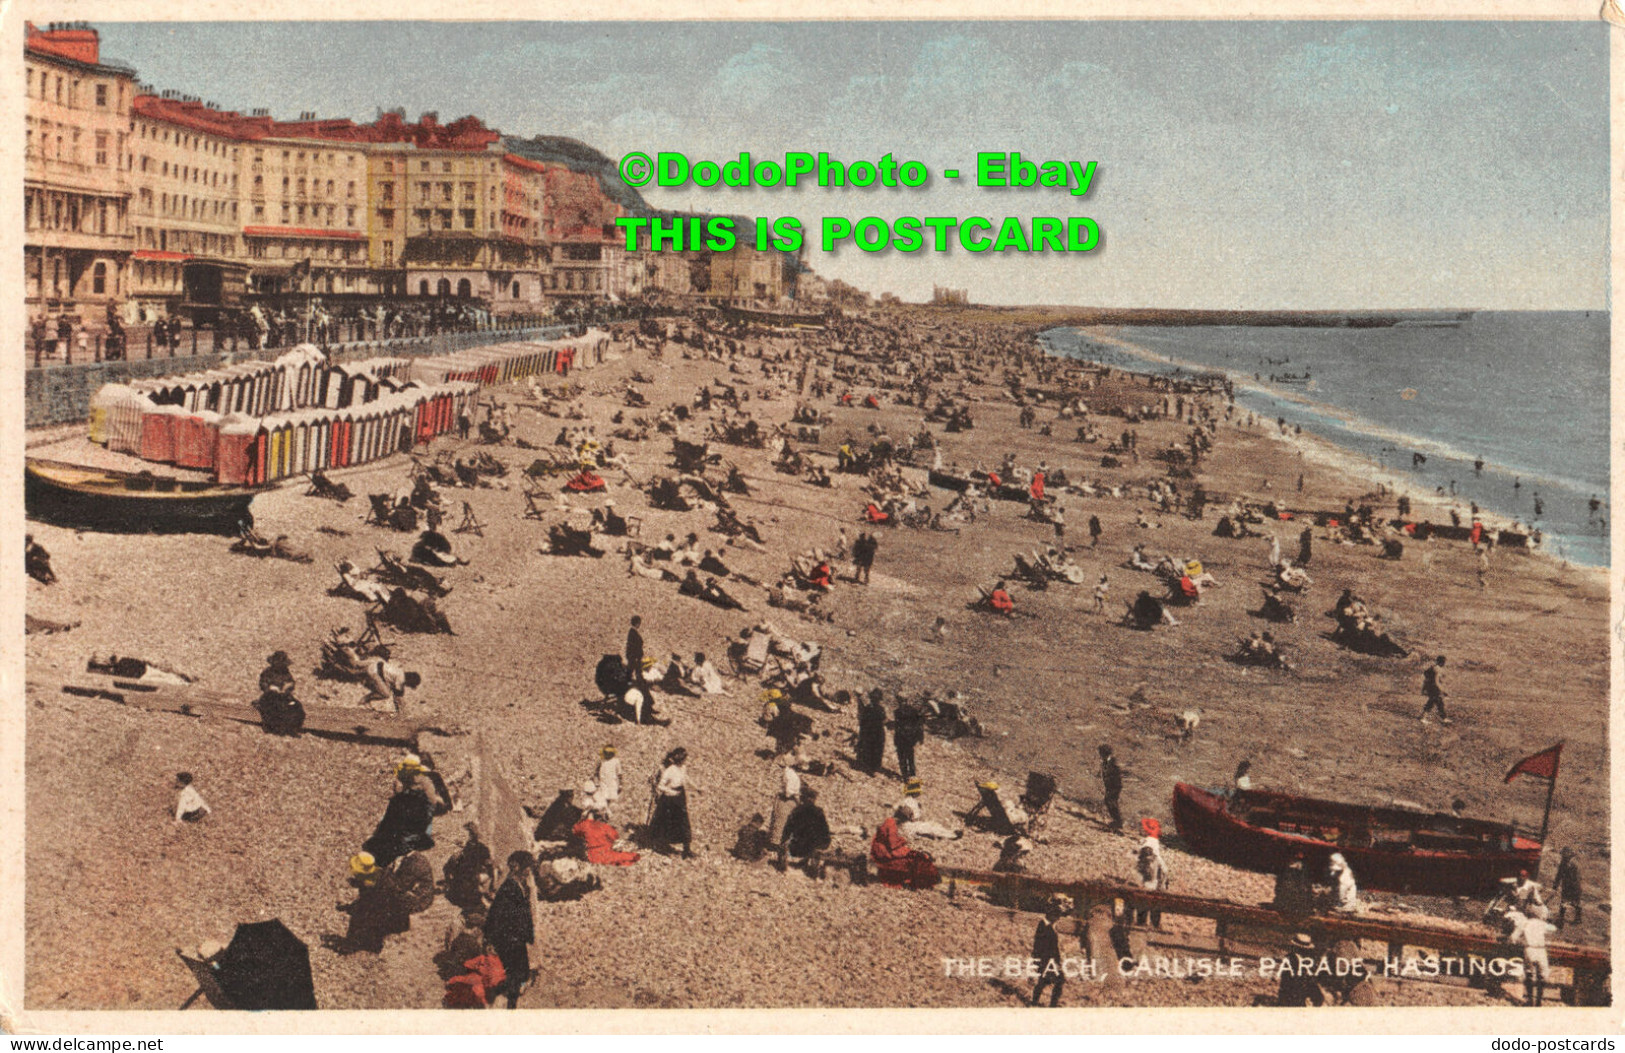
213, 919, 316, 1010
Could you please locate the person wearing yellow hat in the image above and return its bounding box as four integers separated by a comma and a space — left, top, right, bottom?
898, 779, 961, 841
349, 851, 381, 886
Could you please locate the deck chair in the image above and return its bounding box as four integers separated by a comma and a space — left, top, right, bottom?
1019, 772, 1058, 836
521, 482, 550, 521
365, 493, 394, 528
454, 501, 485, 537
379, 588, 454, 634
730, 632, 772, 676
964, 781, 1021, 836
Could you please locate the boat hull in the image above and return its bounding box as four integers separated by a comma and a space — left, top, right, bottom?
1172, 783, 1540, 897
26, 461, 258, 535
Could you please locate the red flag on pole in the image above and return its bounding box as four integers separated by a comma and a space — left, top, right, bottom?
1505, 743, 1563, 783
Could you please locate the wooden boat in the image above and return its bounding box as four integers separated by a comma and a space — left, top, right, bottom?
26, 458, 261, 534
1172, 783, 1542, 896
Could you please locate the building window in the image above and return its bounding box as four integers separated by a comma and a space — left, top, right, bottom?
347, 206, 356, 226
442, 162, 452, 173
282, 203, 291, 223
461, 209, 475, 230
95, 133, 108, 165
347, 181, 356, 198
419, 279, 429, 296
512, 281, 521, 299
296, 205, 306, 223
384, 160, 394, 174
381, 182, 393, 203
95, 83, 107, 107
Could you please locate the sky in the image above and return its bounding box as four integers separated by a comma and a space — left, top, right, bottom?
96, 20, 1610, 309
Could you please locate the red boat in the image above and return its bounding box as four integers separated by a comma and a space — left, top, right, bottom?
1172, 783, 1543, 896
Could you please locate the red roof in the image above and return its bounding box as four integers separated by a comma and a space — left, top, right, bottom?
132, 250, 191, 261
503, 153, 549, 175
243, 226, 364, 240
25, 23, 102, 67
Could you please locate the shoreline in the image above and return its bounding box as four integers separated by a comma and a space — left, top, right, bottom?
1044, 325, 1607, 577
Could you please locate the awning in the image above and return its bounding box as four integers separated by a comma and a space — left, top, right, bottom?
243, 226, 365, 241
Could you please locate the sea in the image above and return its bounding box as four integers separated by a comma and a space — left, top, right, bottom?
1040, 311, 1610, 567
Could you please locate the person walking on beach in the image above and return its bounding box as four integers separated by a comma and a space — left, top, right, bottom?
1088, 514, 1102, 549
1476, 545, 1490, 590
853, 531, 877, 584
1092, 574, 1109, 615
625, 615, 649, 694
855, 689, 888, 774
1030, 900, 1067, 1007
1420, 655, 1449, 724
484, 852, 536, 1009
893, 699, 925, 781
649, 748, 696, 858
1297, 526, 1313, 567
1098, 745, 1124, 832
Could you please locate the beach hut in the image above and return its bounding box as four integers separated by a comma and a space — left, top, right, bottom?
215, 413, 260, 485
90, 384, 152, 452
331, 409, 352, 469
310, 412, 332, 473
175, 409, 222, 472
138, 403, 186, 464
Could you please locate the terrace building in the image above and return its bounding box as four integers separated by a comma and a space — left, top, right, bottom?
23, 22, 137, 328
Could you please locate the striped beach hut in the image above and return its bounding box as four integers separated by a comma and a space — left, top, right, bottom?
90, 384, 154, 453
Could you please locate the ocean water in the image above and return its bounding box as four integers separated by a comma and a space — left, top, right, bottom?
1041, 312, 1610, 566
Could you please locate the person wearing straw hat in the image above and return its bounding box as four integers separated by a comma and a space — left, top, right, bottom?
1275, 933, 1327, 1006
255, 651, 305, 735
897, 779, 961, 841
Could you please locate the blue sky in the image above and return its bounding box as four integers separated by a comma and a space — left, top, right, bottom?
98, 21, 1610, 309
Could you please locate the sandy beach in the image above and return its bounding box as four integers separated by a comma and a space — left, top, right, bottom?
22, 307, 1609, 1011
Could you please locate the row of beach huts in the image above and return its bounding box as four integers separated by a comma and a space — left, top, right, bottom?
86, 330, 611, 486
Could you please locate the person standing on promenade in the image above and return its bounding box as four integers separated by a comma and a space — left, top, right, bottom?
1098, 745, 1124, 832
1088, 514, 1102, 548
1420, 654, 1449, 724
1298, 526, 1313, 566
